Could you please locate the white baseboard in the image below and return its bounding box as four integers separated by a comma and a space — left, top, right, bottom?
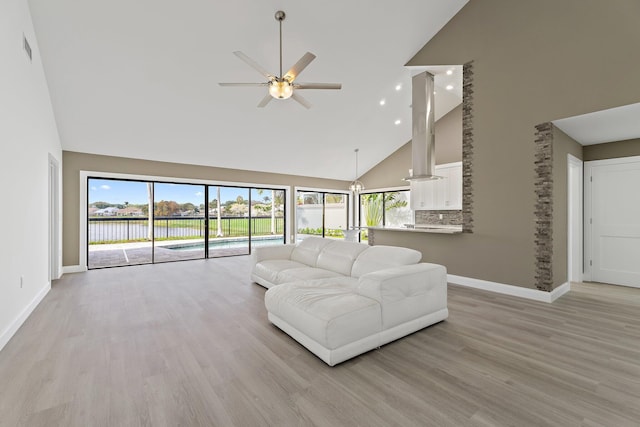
62, 265, 87, 274
0, 282, 51, 352
448, 274, 571, 303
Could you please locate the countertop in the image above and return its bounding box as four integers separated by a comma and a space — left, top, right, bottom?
368, 225, 463, 234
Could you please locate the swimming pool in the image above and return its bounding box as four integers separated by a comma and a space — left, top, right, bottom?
166, 236, 284, 251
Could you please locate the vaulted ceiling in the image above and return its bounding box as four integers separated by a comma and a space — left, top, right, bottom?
28, 0, 468, 180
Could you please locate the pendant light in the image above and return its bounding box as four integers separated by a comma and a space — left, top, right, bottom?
349, 148, 365, 193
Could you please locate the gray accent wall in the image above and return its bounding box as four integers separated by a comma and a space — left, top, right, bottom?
363, 0, 640, 290
583, 139, 640, 161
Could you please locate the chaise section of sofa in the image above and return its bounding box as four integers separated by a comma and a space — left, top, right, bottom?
251, 237, 449, 366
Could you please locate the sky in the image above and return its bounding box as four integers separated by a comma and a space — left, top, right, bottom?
88, 178, 276, 206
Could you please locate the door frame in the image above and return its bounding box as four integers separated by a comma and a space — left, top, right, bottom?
567, 154, 583, 283
48, 154, 61, 281
583, 155, 640, 282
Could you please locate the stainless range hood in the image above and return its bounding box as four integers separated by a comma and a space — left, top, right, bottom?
403, 71, 441, 181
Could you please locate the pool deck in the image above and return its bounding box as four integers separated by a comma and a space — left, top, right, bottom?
88, 239, 249, 268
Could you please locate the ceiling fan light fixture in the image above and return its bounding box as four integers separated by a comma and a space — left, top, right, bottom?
269, 80, 293, 99
218, 10, 341, 108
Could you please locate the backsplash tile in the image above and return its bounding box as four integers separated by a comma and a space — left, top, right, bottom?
415, 210, 463, 226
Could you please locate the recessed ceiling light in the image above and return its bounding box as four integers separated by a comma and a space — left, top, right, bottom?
379, 99, 386, 106
446, 84, 454, 91
394, 119, 401, 125
446, 69, 453, 76
395, 84, 402, 91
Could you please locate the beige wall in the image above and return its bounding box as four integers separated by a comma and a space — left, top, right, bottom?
366, 0, 640, 289
583, 138, 640, 161
63, 151, 348, 266
361, 104, 462, 188
435, 104, 463, 165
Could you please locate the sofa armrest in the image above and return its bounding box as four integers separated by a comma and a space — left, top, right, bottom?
251, 244, 296, 264
357, 263, 446, 301
357, 263, 447, 329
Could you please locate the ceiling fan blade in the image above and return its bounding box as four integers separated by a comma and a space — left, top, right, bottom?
257, 94, 273, 108
233, 51, 276, 80
291, 92, 312, 109
218, 83, 269, 87
283, 52, 316, 82
294, 83, 342, 90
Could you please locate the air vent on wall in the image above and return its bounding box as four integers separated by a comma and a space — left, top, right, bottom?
23, 34, 32, 62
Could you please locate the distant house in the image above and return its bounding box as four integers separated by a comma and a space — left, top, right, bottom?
118, 207, 143, 216
88, 207, 99, 216
95, 207, 119, 216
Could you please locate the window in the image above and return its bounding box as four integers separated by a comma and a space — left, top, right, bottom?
359, 190, 411, 241
296, 190, 349, 241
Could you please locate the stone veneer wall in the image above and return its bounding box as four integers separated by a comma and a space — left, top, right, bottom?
462, 62, 474, 233
534, 122, 554, 291
415, 210, 463, 226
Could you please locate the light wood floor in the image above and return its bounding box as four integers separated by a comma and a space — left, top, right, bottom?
1, 257, 639, 426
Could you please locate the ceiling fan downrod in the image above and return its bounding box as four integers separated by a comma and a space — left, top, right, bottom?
275, 10, 285, 79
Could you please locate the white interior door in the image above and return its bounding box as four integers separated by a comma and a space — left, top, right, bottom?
586, 156, 640, 288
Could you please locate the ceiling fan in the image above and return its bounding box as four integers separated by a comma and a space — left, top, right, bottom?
218, 10, 342, 109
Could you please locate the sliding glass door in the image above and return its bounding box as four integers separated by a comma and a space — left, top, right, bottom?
88, 177, 286, 268
251, 188, 285, 250
153, 182, 206, 263
87, 178, 153, 268
296, 190, 349, 242
208, 186, 250, 257
324, 193, 348, 238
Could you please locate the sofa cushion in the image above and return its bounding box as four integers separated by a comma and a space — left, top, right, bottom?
278, 267, 343, 283
351, 245, 422, 278
293, 276, 360, 289
265, 279, 381, 350
290, 237, 334, 267
253, 259, 308, 285
316, 240, 369, 276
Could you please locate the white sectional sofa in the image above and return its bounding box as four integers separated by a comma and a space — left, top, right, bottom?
251, 237, 448, 366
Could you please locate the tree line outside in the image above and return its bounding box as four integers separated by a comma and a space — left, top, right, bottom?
89, 186, 285, 244
90, 194, 283, 219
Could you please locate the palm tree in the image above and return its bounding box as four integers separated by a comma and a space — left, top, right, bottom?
147, 183, 153, 241
256, 189, 277, 234
361, 192, 407, 227
216, 187, 223, 237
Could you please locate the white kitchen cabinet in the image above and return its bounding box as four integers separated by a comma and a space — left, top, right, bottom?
410, 179, 437, 210
410, 162, 462, 210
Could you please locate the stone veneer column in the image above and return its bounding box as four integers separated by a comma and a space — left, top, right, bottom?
462, 62, 474, 233
534, 122, 553, 291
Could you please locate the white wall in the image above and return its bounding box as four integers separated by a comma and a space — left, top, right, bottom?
0, 0, 62, 351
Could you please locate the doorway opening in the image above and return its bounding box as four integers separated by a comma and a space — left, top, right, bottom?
48, 154, 60, 281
